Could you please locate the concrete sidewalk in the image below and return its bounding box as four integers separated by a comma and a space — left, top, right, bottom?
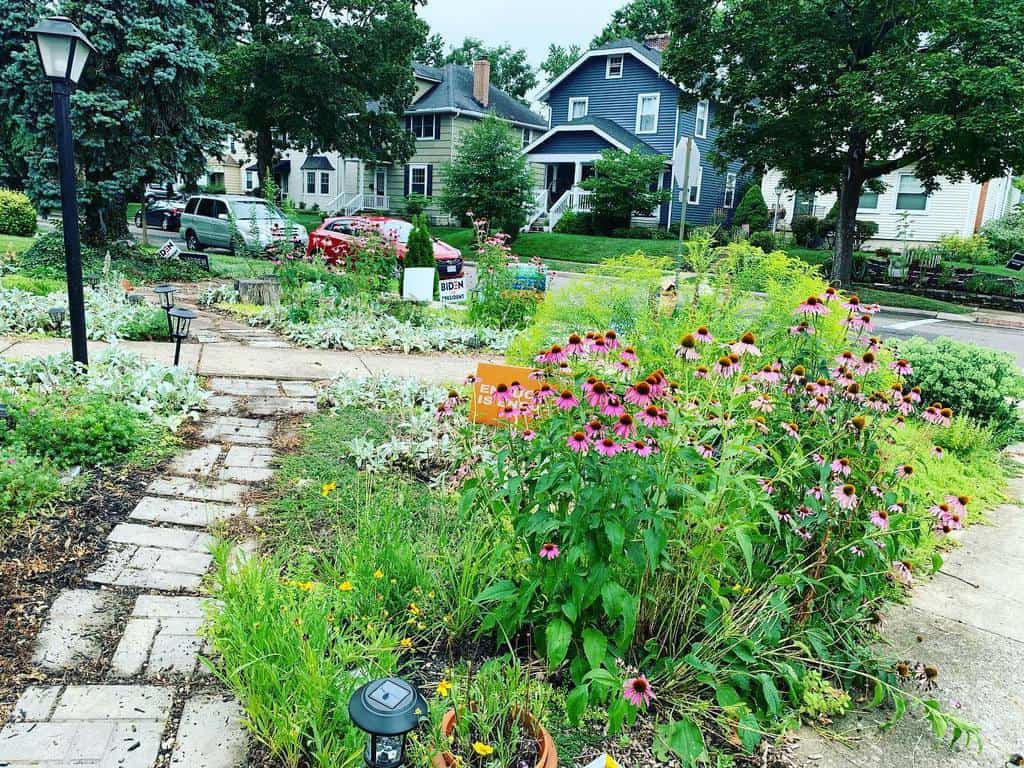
795, 452, 1024, 768
0, 336, 496, 383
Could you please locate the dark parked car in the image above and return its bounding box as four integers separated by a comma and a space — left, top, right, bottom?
144, 182, 184, 203
134, 199, 183, 232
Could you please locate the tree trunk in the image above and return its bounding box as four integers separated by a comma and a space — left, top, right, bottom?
831, 165, 864, 288
81, 194, 129, 246
256, 129, 274, 197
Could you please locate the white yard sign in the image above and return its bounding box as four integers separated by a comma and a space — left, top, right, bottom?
439, 275, 467, 304
156, 239, 181, 260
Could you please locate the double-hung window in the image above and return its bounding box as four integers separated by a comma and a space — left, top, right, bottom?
245, 170, 255, 190
695, 99, 710, 138
522, 129, 533, 149
305, 171, 316, 195
724, 172, 737, 208
319, 172, 330, 195
409, 114, 437, 140
858, 191, 879, 209
568, 97, 588, 121
408, 164, 428, 196
688, 166, 703, 205
606, 55, 623, 78
636, 93, 660, 135
895, 174, 928, 210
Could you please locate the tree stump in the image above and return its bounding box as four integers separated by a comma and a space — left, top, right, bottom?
234, 277, 282, 306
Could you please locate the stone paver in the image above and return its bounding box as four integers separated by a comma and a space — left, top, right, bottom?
279, 381, 318, 398
111, 596, 209, 678
201, 416, 274, 445
130, 496, 248, 527
147, 476, 247, 504
222, 445, 275, 469
107, 522, 214, 552
87, 542, 210, 592
218, 466, 275, 483
206, 378, 281, 397
205, 394, 238, 414
168, 444, 222, 477
240, 396, 317, 416
0, 685, 170, 768
170, 694, 249, 767
31, 589, 118, 672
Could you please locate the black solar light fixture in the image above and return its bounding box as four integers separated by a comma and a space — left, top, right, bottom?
153, 284, 177, 334
127, 293, 145, 306
167, 307, 196, 367
348, 678, 427, 768
48, 306, 67, 333
85, 273, 100, 289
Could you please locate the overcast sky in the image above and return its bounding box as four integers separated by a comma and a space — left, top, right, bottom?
419, 0, 623, 65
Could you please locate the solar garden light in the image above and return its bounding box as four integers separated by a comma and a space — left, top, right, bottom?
48, 306, 67, 333
153, 284, 176, 334
27, 16, 96, 367
167, 307, 196, 367
348, 678, 427, 768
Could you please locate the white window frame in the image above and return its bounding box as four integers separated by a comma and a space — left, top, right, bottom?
893, 173, 928, 212
319, 171, 330, 195
568, 97, 589, 121
245, 170, 255, 190
408, 164, 428, 196
635, 93, 660, 135
688, 166, 703, 205
695, 99, 710, 139
305, 171, 316, 195
521, 128, 532, 149
724, 172, 737, 208
606, 55, 623, 79
410, 114, 437, 141
858, 190, 880, 210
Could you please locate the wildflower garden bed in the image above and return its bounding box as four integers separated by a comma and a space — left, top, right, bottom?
203, 244, 1019, 766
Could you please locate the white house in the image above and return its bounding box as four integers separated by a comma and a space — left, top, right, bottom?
762, 167, 1020, 247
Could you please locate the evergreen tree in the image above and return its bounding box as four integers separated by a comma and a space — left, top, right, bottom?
732, 184, 769, 231
404, 214, 435, 269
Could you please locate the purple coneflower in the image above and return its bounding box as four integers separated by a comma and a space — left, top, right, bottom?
870, 508, 890, 530
622, 676, 655, 708
604, 330, 620, 349
713, 356, 736, 377
892, 561, 912, 586
565, 333, 586, 355
628, 439, 654, 457
832, 483, 859, 510
694, 326, 713, 344
586, 380, 612, 408
625, 381, 653, 406
849, 545, 865, 556
493, 383, 513, 404
613, 413, 636, 438
831, 457, 852, 477
781, 422, 800, 439
840, 294, 862, 313
675, 334, 699, 361
521, 429, 537, 441
596, 437, 621, 457
585, 419, 604, 437
895, 464, 913, 479
602, 395, 626, 417
693, 365, 709, 380
566, 431, 590, 453
697, 443, 714, 459
890, 359, 913, 377
556, 390, 579, 410
539, 542, 560, 560
758, 478, 774, 495
750, 395, 773, 413
730, 331, 761, 357
856, 351, 879, 375
807, 485, 823, 500
620, 347, 638, 363
796, 295, 830, 316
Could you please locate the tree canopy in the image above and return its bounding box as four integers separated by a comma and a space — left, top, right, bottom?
581, 149, 671, 231
540, 44, 583, 82
592, 0, 674, 46
442, 37, 538, 101
664, 0, 1024, 284
210, 0, 427, 194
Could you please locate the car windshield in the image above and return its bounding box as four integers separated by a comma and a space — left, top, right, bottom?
379, 220, 413, 244
230, 200, 284, 220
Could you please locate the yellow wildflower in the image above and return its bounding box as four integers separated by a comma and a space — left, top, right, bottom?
374, 570, 384, 579
436, 679, 452, 697
339, 581, 354, 592
400, 637, 413, 649
321, 481, 337, 496
472, 742, 494, 757
295, 581, 317, 592
409, 602, 421, 615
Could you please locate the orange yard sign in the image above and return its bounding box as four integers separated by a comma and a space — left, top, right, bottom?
470, 362, 541, 425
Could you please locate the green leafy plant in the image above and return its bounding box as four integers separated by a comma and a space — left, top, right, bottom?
928, 234, 998, 266
405, 193, 430, 216
979, 211, 1024, 258
748, 231, 775, 252
733, 184, 769, 231
0, 189, 37, 237
467, 234, 543, 330
580, 149, 671, 233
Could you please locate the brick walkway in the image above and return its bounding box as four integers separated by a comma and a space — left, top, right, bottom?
0, 377, 317, 768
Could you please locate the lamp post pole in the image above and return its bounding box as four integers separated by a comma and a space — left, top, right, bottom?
51, 78, 89, 365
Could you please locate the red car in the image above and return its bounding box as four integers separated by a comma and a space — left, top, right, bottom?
306, 216, 464, 278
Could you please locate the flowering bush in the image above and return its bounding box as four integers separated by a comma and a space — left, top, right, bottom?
467, 229, 544, 330
455, 284, 980, 759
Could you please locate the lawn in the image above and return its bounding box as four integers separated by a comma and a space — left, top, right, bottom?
285, 209, 327, 232
0, 234, 38, 255
856, 287, 974, 314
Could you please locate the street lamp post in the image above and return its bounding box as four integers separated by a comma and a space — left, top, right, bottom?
772, 184, 784, 235
27, 16, 96, 367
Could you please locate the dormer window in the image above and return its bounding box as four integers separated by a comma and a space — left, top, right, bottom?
606, 55, 623, 79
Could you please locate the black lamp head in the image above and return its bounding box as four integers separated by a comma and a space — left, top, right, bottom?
48, 306, 67, 327
153, 284, 177, 310
167, 307, 196, 340
85, 273, 100, 288
26, 16, 96, 86
348, 678, 428, 768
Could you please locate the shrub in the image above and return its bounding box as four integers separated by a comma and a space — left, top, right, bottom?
580, 149, 671, 232
0, 446, 62, 527
733, 184, 769, 231
748, 231, 776, 252
979, 211, 1024, 258
404, 214, 435, 269
201, 182, 226, 195
405, 193, 430, 216
468, 236, 542, 330
0, 189, 37, 236
929, 234, 997, 266
890, 336, 1024, 441
553, 211, 596, 235
790, 215, 821, 247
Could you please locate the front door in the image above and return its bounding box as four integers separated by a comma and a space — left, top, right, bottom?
546, 163, 575, 208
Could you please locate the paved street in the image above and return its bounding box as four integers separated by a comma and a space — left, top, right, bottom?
872, 309, 1024, 368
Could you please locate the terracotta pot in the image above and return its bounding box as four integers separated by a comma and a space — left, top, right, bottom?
430, 708, 558, 768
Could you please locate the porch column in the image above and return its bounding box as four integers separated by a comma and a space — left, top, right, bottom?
573, 161, 582, 186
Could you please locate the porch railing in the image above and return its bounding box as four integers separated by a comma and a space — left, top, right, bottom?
522, 188, 548, 231
547, 187, 594, 231
343, 193, 364, 216
325, 191, 357, 216
364, 194, 389, 211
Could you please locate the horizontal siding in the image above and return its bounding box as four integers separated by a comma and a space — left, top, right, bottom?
387, 115, 457, 223
762, 167, 1000, 242
531, 131, 616, 154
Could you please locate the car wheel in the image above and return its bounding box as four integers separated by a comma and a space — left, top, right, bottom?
145, 194, 156, 204
185, 230, 202, 251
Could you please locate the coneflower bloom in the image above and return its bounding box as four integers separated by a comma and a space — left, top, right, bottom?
694, 326, 713, 343
895, 464, 913, 479
521, 429, 537, 441
620, 346, 638, 363
870, 508, 890, 530
493, 383, 513, 404
539, 542, 560, 560
596, 437, 622, 457
604, 330, 620, 349
857, 352, 879, 374
625, 381, 653, 406
566, 431, 590, 453
623, 675, 655, 708
497, 405, 520, 421
602, 395, 626, 417
947, 494, 970, 514
893, 415, 907, 429
831, 457, 852, 477
585, 419, 604, 437
750, 416, 769, 434
638, 405, 661, 427
809, 395, 829, 413
565, 333, 586, 355
778, 509, 792, 523
697, 443, 714, 459
581, 376, 597, 394
832, 483, 858, 510
841, 294, 862, 312
542, 345, 568, 364
590, 336, 609, 354
463, 373, 477, 385
556, 390, 579, 410
849, 545, 865, 556
821, 286, 838, 302
758, 478, 775, 495
835, 351, 856, 367
730, 331, 761, 357
714, 356, 736, 377
753, 362, 783, 385
796, 504, 814, 519
614, 360, 632, 373
586, 381, 612, 408
694, 365, 709, 379
750, 394, 773, 413
890, 359, 914, 377
435, 402, 453, 421
796, 527, 813, 541
796, 295, 829, 315
789, 321, 815, 335
628, 439, 654, 457
898, 395, 915, 415
892, 560, 912, 586
781, 422, 800, 439
613, 413, 637, 438
535, 383, 556, 401
811, 453, 826, 466
675, 334, 699, 360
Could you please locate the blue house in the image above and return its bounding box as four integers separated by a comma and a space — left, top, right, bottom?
523, 38, 747, 231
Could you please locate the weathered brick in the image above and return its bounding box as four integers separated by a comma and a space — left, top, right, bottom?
147, 476, 246, 504
31, 589, 118, 672
130, 497, 246, 527
168, 444, 222, 477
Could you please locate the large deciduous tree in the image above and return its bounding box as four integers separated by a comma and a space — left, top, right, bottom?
664, 0, 1024, 285
4, 0, 242, 243
540, 43, 582, 82
443, 37, 537, 102
211, 0, 427, 196
592, 0, 673, 46
441, 114, 534, 236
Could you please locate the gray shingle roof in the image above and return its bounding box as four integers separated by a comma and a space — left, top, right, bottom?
409, 63, 547, 129
591, 38, 663, 68
299, 156, 335, 171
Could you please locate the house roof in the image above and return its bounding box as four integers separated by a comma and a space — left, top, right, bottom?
408, 62, 548, 129
523, 116, 661, 156
245, 159, 291, 174
536, 38, 667, 101
299, 155, 335, 171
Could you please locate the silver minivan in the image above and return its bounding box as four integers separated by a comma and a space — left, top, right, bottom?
180, 195, 308, 253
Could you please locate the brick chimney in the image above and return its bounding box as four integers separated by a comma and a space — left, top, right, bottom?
472, 59, 490, 107
644, 33, 671, 51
